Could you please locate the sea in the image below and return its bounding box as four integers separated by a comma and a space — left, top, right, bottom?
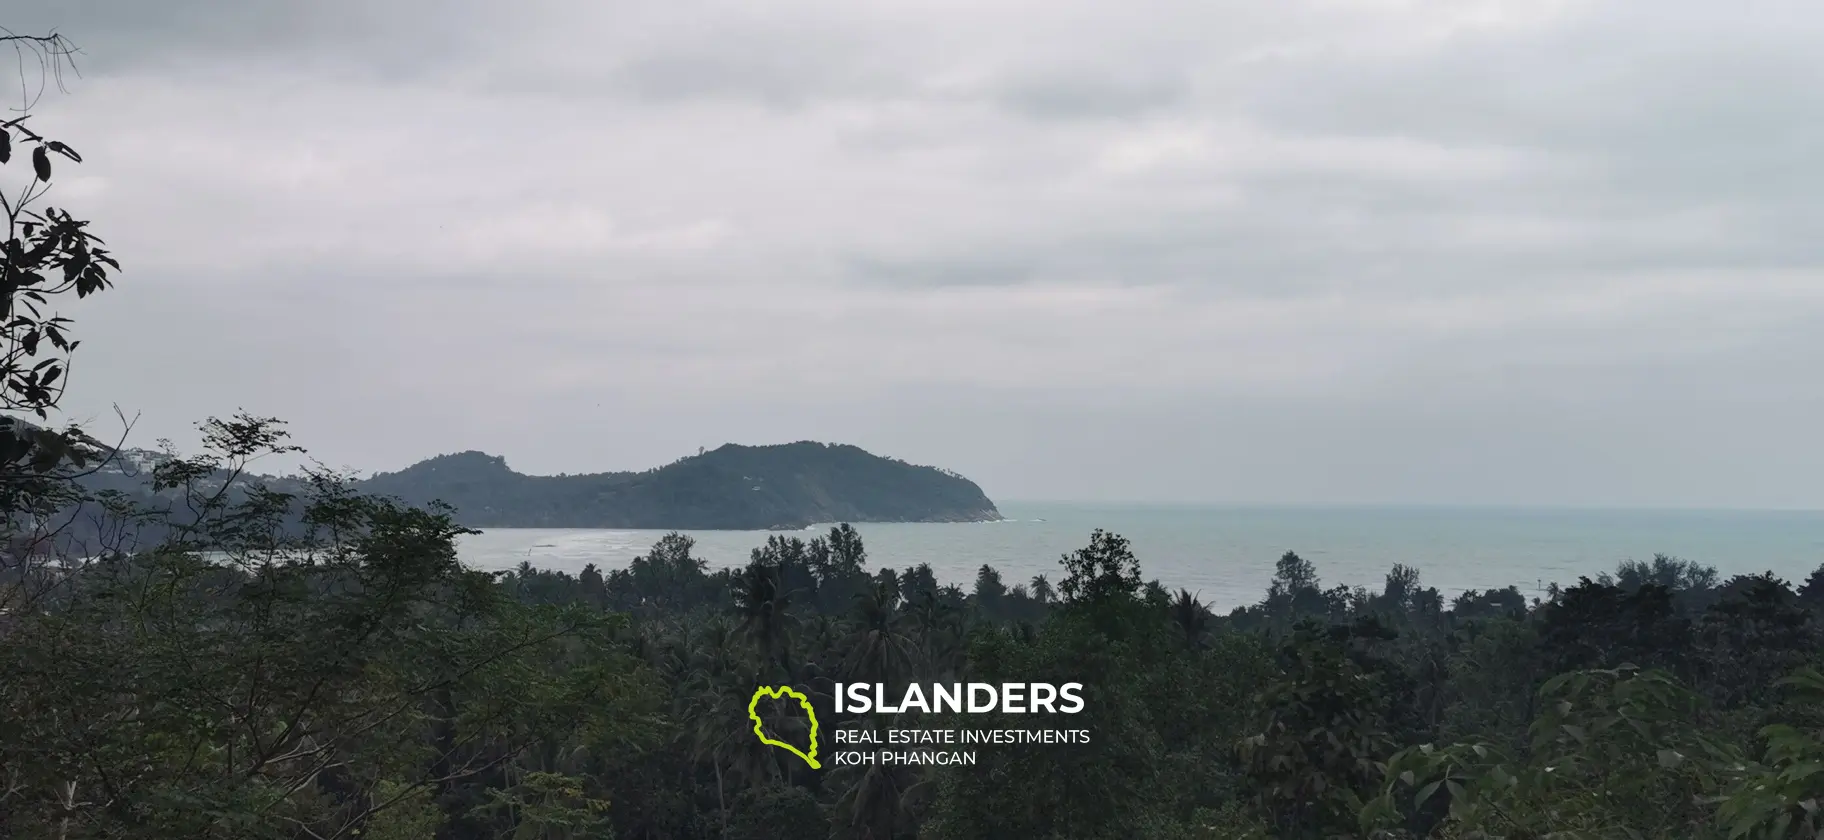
455, 502, 1824, 614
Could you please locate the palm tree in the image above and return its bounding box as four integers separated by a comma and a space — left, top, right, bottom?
684, 665, 779, 829
803, 614, 843, 667
678, 614, 801, 829
834, 762, 926, 840
732, 560, 795, 677
903, 588, 965, 679
1171, 588, 1212, 650
843, 581, 915, 688
828, 523, 867, 573
1030, 574, 1055, 605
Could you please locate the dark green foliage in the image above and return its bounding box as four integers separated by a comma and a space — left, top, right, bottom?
1240, 623, 1397, 838
1536, 577, 1693, 676
1797, 562, 1824, 606
1695, 573, 1816, 709
971, 564, 1005, 611
726, 785, 828, 840
1248, 551, 1356, 634
1450, 585, 1527, 620
0, 419, 669, 839
1367, 666, 1727, 838
21, 436, 1824, 839
1058, 528, 1142, 606
603, 532, 723, 613
1613, 552, 1721, 593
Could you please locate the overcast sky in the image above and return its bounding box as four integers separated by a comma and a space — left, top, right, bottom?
4, 0, 1822, 508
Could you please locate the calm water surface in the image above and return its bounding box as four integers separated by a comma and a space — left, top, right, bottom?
455, 503, 1824, 612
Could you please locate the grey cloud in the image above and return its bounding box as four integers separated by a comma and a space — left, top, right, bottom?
603, 48, 901, 108
1241, 3, 1824, 210
845, 254, 1038, 288
4, 0, 497, 81
10, 0, 1824, 507
992, 69, 1189, 119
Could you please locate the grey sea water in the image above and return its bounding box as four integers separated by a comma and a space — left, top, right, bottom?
455, 502, 1824, 613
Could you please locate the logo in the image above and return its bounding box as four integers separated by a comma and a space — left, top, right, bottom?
834, 682, 1084, 714
748, 685, 822, 769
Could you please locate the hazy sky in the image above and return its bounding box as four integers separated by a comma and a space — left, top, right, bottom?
5, 1, 1822, 508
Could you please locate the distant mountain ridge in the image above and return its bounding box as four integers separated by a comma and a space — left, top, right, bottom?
356, 441, 1001, 530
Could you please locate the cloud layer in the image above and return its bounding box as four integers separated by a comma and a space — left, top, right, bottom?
7, 0, 1822, 506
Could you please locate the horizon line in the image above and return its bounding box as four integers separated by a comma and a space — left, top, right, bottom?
994, 499, 1824, 514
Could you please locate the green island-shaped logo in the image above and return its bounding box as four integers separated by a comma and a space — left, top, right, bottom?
748, 685, 821, 769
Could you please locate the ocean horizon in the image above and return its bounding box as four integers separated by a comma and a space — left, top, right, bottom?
455, 501, 1824, 613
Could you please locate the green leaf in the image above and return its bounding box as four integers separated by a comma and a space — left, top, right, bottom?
1414, 780, 1442, 808
1489, 765, 1512, 788
1780, 762, 1824, 784
1658, 749, 1683, 769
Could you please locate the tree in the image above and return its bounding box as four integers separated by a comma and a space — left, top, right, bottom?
1240, 623, 1396, 838
0, 29, 124, 573
843, 579, 914, 687
1450, 586, 1526, 620
1029, 573, 1054, 604
1712, 668, 1824, 839
899, 562, 938, 602
920, 609, 1165, 840
0, 417, 668, 838
0, 30, 110, 422
725, 784, 828, 840
1378, 563, 1421, 612
1058, 529, 1142, 606
1613, 553, 1719, 594
828, 522, 866, 571
1797, 562, 1824, 607
832, 762, 923, 840
1537, 578, 1693, 678
1170, 589, 1212, 651
578, 561, 606, 606
1695, 573, 1815, 709
1368, 666, 1728, 839
1267, 551, 1318, 599
621, 531, 710, 611
971, 563, 1006, 615
733, 556, 795, 676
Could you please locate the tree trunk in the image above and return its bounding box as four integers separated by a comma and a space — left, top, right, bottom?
714, 759, 728, 837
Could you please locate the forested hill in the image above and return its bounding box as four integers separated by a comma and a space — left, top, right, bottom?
355, 441, 1002, 530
